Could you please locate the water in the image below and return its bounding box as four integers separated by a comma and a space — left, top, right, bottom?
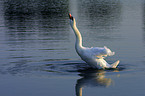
0, 0, 145, 96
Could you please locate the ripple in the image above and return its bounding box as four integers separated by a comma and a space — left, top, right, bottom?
0, 59, 127, 76
39, 60, 126, 76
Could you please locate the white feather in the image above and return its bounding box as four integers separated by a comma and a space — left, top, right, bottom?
69, 15, 120, 69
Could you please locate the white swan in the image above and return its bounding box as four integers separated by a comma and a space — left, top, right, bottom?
69, 13, 120, 69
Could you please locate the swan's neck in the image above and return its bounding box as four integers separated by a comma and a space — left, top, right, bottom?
70, 20, 83, 50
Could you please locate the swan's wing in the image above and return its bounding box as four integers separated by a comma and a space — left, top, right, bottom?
95, 58, 111, 68
89, 47, 106, 58
95, 58, 120, 69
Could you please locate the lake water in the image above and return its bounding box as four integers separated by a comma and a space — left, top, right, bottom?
0, 0, 145, 96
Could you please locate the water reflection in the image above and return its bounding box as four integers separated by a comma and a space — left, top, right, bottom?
4, 0, 69, 41
78, 0, 121, 26
75, 69, 120, 96
2, 0, 70, 66
69, 0, 122, 47
142, 0, 145, 46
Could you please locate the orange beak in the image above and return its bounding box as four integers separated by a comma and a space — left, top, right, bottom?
69, 13, 72, 19
68, 13, 73, 20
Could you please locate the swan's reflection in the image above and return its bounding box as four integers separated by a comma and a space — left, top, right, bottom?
75, 69, 115, 96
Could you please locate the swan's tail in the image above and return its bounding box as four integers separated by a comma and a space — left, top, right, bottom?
111, 60, 120, 68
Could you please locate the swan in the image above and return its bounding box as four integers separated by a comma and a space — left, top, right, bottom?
69, 13, 120, 69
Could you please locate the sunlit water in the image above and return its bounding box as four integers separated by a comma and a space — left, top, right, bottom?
0, 0, 145, 96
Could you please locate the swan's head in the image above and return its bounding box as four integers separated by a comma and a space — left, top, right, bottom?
69, 13, 74, 21
104, 46, 115, 56
68, 13, 76, 25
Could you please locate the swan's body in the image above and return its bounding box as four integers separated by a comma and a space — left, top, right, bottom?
69, 13, 120, 69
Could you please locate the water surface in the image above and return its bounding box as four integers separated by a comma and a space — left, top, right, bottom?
0, 0, 145, 96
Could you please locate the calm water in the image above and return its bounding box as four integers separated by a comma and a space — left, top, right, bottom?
0, 0, 145, 96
